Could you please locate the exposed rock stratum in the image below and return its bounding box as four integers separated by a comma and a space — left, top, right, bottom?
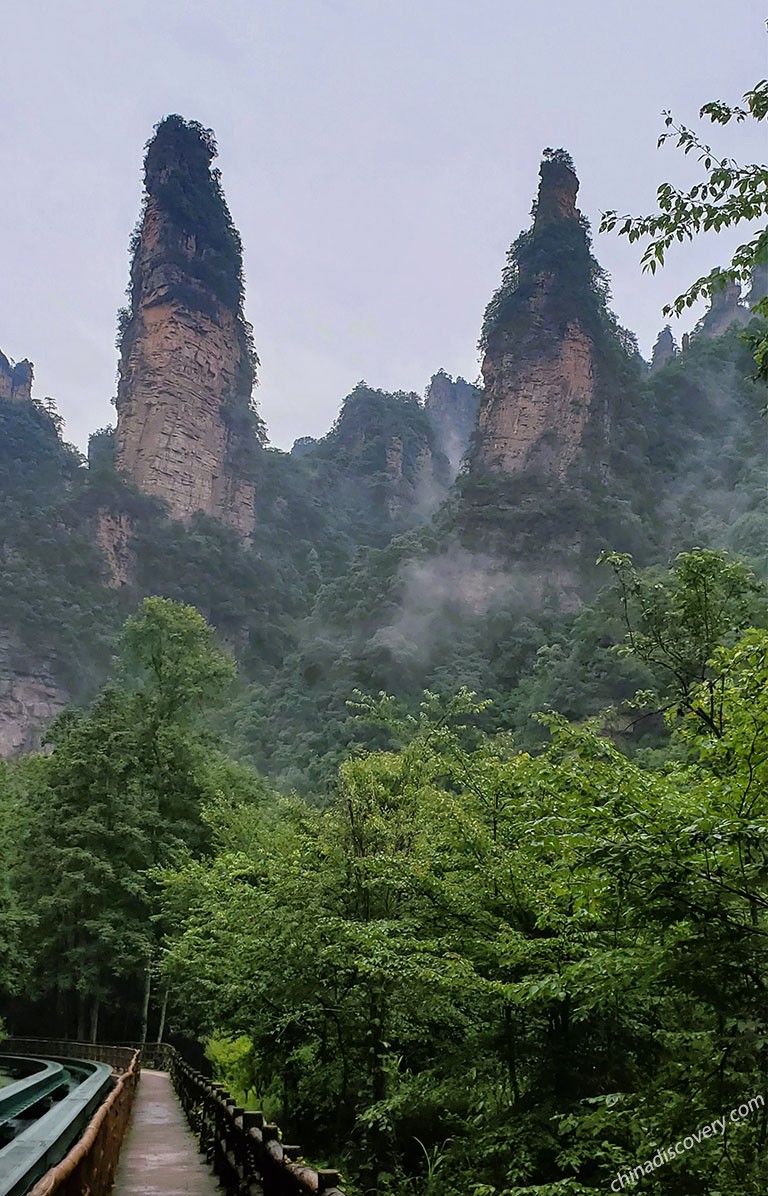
0, 350, 33, 403
472, 154, 608, 481
115, 116, 263, 535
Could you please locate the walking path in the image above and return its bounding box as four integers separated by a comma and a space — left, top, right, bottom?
114, 1070, 219, 1195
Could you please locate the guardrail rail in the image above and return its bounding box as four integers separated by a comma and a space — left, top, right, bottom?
0, 1040, 140, 1196
0, 1059, 68, 1129
1, 1040, 346, 1196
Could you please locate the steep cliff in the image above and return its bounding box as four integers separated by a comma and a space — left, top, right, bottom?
650, 326, 677, 371
0, 350, 33, 402
458, 151, 650, 593
425, 370, 482, 474
473, 152, 618, 479
115, 115, 264, 536
0, 634, 68, 755
695, 274, 749, 339
294, 383, 451, 542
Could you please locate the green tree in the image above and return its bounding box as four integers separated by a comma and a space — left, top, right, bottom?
119, 595, 235, 720
0, 759, 34, 1004
600, 79, 768, 375
159, 608, 768, 1193
16, 598, 238, 1039
598, 547, 763, 734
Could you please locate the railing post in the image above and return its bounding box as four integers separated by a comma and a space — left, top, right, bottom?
163, 1044, 346, 1196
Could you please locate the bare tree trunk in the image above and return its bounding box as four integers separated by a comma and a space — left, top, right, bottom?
55, 985, 66, 1038
77, 993, 87, 1041
156, 986, 168, 1046
139, 965, 152, 1046
90, 995, 100, 1044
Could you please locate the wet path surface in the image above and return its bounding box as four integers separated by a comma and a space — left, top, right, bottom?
114, 1070, 219, 1196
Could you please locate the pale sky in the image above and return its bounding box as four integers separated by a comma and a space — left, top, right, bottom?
1, 0, 765, 452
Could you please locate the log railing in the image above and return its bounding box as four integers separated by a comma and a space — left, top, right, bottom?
1, 1038, 346, 1195
168, 1048, 346, 1196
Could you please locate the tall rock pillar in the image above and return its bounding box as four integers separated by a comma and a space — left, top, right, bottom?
472, 152, 607, 480
115, 115, 264, 535
0, 351, 33, 402
458, 150, 650, 599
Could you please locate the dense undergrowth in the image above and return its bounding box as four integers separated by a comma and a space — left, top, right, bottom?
2, 549, 767, 1193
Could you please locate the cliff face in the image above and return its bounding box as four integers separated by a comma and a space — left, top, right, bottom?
478, 321, 599, 478
455, 152, 652, 600
425, 371, 482, 474
472, 155, 608, 481
696, 275, 749, 339
115, 116, 263, 536
97, 511, 135, 588
298, 383, 451, 538
0, 635, 68, 756
331, 383, 451, 521
651, 326, 677, 371
0, 350, 33, 402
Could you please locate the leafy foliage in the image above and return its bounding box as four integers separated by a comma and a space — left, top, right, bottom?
600, 79, 768, 377
141, 115, 246, 311
2, 372, 767, 1191
599, 547, 762, 719
2, 599, 257, 1040
158, 611, 768, 1194
0, 396, 121, 696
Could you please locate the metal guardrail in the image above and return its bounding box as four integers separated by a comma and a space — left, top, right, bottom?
1, 1041, 136, 1076
0, 1041, 140, 1196
0, 1058, 113, 1196
168, 1049, 346, 1196
0, 1059, 67, 1128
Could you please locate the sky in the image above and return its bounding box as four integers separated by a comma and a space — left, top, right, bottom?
1, 0, 765, 452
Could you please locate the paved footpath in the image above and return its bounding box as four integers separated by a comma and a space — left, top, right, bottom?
114, 1069, 219, 1196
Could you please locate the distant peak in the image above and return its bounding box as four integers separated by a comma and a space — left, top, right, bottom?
0, 350, 33, 402
144, 114, 218, 184
534, 149, 579, 229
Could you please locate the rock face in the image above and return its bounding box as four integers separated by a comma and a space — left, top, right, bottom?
479, 323, 597, 478
651, 325, 677, 371
425, 371, 482, 474
115, 116, 264, 536
696, 275, 749, 339
301, 383, 451, 535
97, 511, 135, 588
457, 151, 652, 601
333, 383, 450, 521
747, 262, 768, 308
0, 350, 33, 402
471, 153, 608, 481
0, 635, 68, 756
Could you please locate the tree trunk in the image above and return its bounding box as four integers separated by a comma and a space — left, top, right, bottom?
90, 995, 100, 1044
55, 985, 66, 1038
139, 965, 152, 1046
77, 993, 87, 1041
156, 987, 168, 1045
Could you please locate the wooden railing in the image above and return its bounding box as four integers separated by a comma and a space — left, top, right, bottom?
168, 1048, 346, 1196
1, 1038, 346, 1195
